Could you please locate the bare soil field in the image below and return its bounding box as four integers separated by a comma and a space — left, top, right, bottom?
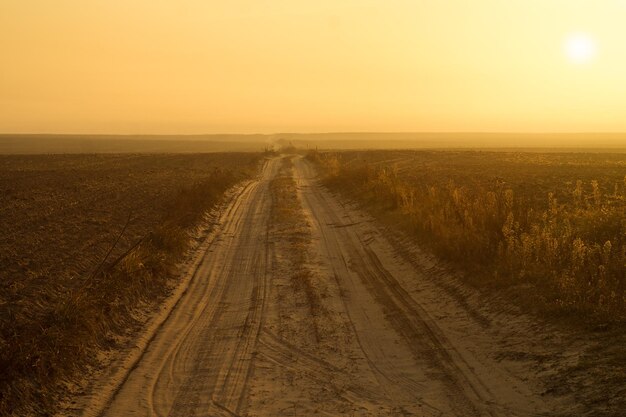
0, 153, 261, 416
0, 154, 257, 286
0, 135, 268, 154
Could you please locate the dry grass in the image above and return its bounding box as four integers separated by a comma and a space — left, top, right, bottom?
308, 149, 626, 323
0, 153, 260, 416
309, 149, 626, 415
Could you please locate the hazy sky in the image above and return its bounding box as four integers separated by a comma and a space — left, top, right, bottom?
2, 1, 626, 134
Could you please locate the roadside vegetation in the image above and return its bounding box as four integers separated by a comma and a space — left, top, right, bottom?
0, 153, 260, 416
308, 149, 626, 415
308, 150, 626, 323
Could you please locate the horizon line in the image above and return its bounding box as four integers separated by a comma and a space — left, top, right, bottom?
2, 131, 626, 137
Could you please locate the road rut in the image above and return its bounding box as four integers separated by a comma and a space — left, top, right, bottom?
81, 155, 561, 417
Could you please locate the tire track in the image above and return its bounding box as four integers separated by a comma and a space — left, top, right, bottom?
80, 155, 553, 417
293, 159, 447, 416
88, 157, 280, 417
293, 156, 549, 417
257, 329, 386, 404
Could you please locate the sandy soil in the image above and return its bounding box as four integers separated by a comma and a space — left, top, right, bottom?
71, 155, 590, 417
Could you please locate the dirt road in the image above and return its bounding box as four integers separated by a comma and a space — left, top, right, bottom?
80, 155, 571, 417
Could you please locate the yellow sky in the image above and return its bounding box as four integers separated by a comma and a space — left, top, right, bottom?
1, 0, 626, 134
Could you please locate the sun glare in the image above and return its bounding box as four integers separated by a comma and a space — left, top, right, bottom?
564, 33, 597, 64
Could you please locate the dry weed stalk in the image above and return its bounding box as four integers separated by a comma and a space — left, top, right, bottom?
308, 150, 626, 322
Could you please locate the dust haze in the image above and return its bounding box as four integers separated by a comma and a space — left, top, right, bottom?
1, 132, 625, 154
2, 1, 626, 417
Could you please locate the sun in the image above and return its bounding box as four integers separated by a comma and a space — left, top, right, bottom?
564, 33, 597, 64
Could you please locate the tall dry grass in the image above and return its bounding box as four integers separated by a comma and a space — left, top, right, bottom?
308, 150, 626, 322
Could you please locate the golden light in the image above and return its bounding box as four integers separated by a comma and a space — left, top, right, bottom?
564, 33, 597, 64
3, 1, 626, 133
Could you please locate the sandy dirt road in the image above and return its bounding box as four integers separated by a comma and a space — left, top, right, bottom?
81, 155, 569, 417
